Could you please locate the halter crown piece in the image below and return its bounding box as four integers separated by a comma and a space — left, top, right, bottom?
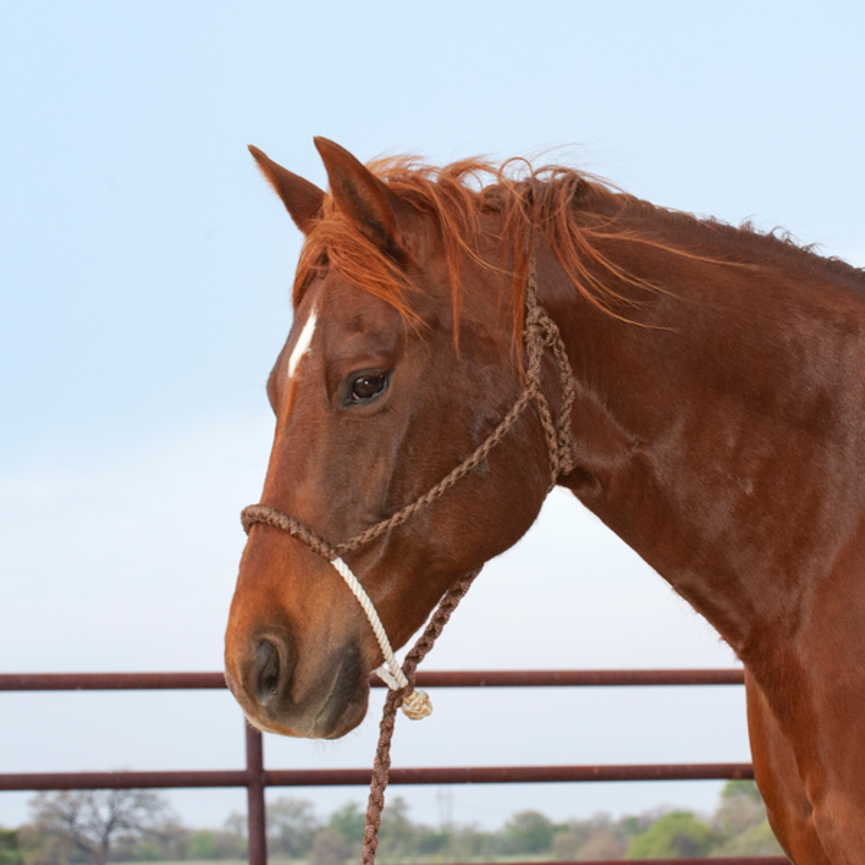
240, 257, 577, 865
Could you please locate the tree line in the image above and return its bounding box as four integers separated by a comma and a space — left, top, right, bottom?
1, 780, 784, 863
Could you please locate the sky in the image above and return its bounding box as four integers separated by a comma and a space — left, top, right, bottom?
2, 0, 865, 835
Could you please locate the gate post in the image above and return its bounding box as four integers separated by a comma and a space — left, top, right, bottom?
245, 722, 267, 865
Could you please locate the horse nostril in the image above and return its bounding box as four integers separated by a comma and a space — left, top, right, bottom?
255, 638, 282, 704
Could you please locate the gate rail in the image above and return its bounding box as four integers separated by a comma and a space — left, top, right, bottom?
0, 670, 790, 865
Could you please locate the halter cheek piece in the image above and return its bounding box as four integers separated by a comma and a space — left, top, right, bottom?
240, 262, 576, 718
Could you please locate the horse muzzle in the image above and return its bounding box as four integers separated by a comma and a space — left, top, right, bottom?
225, 620, 370, 739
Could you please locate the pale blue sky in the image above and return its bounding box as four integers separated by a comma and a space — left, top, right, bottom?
2, 0, 864, 832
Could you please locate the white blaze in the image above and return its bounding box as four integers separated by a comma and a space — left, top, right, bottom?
287, 308, 317, 382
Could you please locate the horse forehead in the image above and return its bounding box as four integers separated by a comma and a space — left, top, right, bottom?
318, 281, 407, 336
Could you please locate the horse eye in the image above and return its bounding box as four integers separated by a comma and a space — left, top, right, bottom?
349, 373, 389, 403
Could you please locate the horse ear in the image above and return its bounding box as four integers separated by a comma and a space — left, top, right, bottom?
248, 145, 325, 235
313, 137, 404, 261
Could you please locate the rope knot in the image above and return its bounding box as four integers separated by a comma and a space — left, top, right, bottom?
524, 311, 550, 343
400, 687, 433, 720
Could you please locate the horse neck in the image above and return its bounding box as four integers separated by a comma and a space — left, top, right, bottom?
539, 216, 865, 659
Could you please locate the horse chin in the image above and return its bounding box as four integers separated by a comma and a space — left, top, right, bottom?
226, 640, 370, 740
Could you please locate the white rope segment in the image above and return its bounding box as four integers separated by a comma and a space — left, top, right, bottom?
330, 557, 432, 720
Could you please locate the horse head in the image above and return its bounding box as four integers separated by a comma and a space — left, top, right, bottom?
224, 139, 557, 738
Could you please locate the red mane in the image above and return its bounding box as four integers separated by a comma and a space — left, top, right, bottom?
294, 156, 650, 343
294, 154, 865, 345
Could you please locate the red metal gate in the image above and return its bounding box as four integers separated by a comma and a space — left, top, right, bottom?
0, 670, 790, 865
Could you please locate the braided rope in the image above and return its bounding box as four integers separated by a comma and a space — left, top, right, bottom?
360, 571, 478, 865
240, 505, 337, 559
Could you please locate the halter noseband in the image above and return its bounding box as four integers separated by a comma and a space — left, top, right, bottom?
240, 260, 576, 718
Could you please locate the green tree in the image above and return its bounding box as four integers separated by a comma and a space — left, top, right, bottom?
186, 830, 217, 860
443, 824, 495, 862
139, 821, 192, 862
716, 820, 786, 857
0, 830, 22, 865
502, 810, 554, 854
377, 797, 415, 862
124, 839, 165, 861
411, 826, 449, 856
327, 803, 365, 848
721, 779, 763, 803
267, 797, 319, 858
710, 779, 784, 856
716, 780, 768, 837
626, 811, 714, 858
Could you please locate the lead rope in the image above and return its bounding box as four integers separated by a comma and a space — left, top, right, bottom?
360, 570, 479, 865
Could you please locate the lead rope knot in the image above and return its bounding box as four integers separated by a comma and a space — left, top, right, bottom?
398, 687, 433, 720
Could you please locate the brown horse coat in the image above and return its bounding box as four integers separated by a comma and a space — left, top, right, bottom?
226, 139, 865, 863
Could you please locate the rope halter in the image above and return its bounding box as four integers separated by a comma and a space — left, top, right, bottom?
240, 257, 576, 719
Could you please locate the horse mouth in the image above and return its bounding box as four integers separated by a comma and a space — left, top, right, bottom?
311, 643, 369, 738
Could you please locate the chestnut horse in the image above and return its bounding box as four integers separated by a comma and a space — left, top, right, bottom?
225, 138, 865, 864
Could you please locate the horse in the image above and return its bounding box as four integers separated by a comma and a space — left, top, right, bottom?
224, 137, 865, 864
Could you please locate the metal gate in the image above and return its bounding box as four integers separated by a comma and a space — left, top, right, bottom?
0, 670, 790, 865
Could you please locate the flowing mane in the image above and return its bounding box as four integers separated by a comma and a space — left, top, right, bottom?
294, 156, 657, 343
295, 155, 864, 341
293, 156, 865, 337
